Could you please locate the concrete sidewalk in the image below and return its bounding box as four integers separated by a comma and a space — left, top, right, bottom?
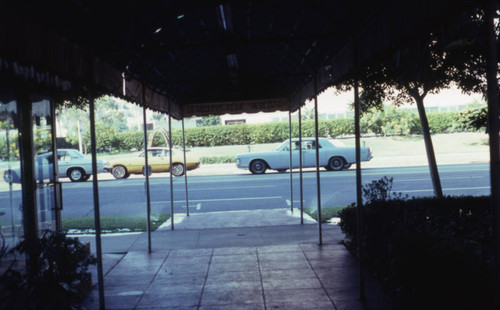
78, 210, 399, 310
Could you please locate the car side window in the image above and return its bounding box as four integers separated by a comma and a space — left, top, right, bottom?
282, 142, 300, 151
302, 141, 321, 150
58, 151, 71, 161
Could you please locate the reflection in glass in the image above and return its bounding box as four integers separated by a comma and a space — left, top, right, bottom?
32, 100, 56, 231
0, 100, 23, 247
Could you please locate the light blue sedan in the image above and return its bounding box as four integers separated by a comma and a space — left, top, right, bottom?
236, 137, 373, 174
3, 149, 105, 183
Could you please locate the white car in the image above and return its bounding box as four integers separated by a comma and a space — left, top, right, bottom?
236, 137, 373, 174
3, 149, 105, 183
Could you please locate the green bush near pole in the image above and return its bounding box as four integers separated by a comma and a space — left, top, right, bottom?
338, 196, 493, 309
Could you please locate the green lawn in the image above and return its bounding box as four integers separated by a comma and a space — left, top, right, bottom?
62, 214, 170, 233
304, 206, 348, 223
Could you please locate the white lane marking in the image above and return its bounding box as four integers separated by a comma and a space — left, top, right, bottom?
401, 186, 490, 193
396, 176, 484, 182
151, 196, 282, 204
196, 203, 201, 210
95, 183, 274, 191
184, 185, 274, 191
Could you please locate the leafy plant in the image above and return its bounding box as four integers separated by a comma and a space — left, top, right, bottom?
361, 106, 420, 136
362, 176, 408, 203
0, 230, 97, 309
338, 195, 494, 309
457, 103, 488, 132
200, 156, 235, 164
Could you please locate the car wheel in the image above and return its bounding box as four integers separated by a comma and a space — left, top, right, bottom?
328, 156, 345, 171
83, 174, 91, 181
171, 163, 185, 177
277, 169, 287, 173
343, 163, 352, 169
249, 159, 267, 174
3, 170, 17, 183
111, 165, 129, 179
68, 168, 86, 182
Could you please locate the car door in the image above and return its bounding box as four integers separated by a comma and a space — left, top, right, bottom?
56, 151, 70, 177
35, 154, 52, 181
301, 140, 318, 167
280, 141, 301, 169
148, 149, 169, 172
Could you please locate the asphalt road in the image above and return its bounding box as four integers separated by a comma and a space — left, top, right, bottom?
0, 163, 490, 221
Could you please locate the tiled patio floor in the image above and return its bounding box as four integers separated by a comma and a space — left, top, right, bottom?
80, 223, 398, 309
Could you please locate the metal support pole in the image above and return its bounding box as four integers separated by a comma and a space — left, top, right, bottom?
168, 107, 174, 230
182, 117, 190, 216
485, 1, 500, 307
288, 108, 294, 212
313, 76, 322, 245
6, 122, 15, 242
354, 78, 366, 301
18, 94, 38, 275
143, 105, 152, 253
299, 106, 304, 224
49, 100, 62, 232
89, 95, 105, 309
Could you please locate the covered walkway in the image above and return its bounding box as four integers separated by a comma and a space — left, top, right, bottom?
78, 213, 396, 310
1, 0, 498, 309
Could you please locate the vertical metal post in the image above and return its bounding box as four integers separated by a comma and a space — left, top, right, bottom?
288, 108, 294, 212
299, 106, 304, 224
89, 95, 105, 309
182, 117, 190, 216
168, 106, 174, 230
49, 100, 62, 232
6, 121, 15, 241
485, 1, 500, 307
143, 104, 152, 253
18, 95, 38, 275
354, 78, 366, 301
313, 76, 322, 245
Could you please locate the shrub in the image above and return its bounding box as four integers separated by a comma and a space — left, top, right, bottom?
426, 112, 459, 133
117, 131, 144, 151
327, 119, 355, 137
249, 122, 290, 143
456, 104, 488, 132
361, 106, 420, 135
338, 195, 493, 309
0, 231, 97, 309
362, 176, 408, 203
200, 156, 235, 164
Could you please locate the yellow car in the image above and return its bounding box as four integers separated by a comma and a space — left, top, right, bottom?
107, 147, 200, 179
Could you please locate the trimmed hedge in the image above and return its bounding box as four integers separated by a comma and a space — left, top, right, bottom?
338, 196, 493, 309
48, 109, 485, 153
426, 112, 460, 133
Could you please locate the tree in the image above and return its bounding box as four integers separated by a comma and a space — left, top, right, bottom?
57, 95, 132, 152
301, 106, 315, 120
335, 33, 457, 198
197, 116, 221, 127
